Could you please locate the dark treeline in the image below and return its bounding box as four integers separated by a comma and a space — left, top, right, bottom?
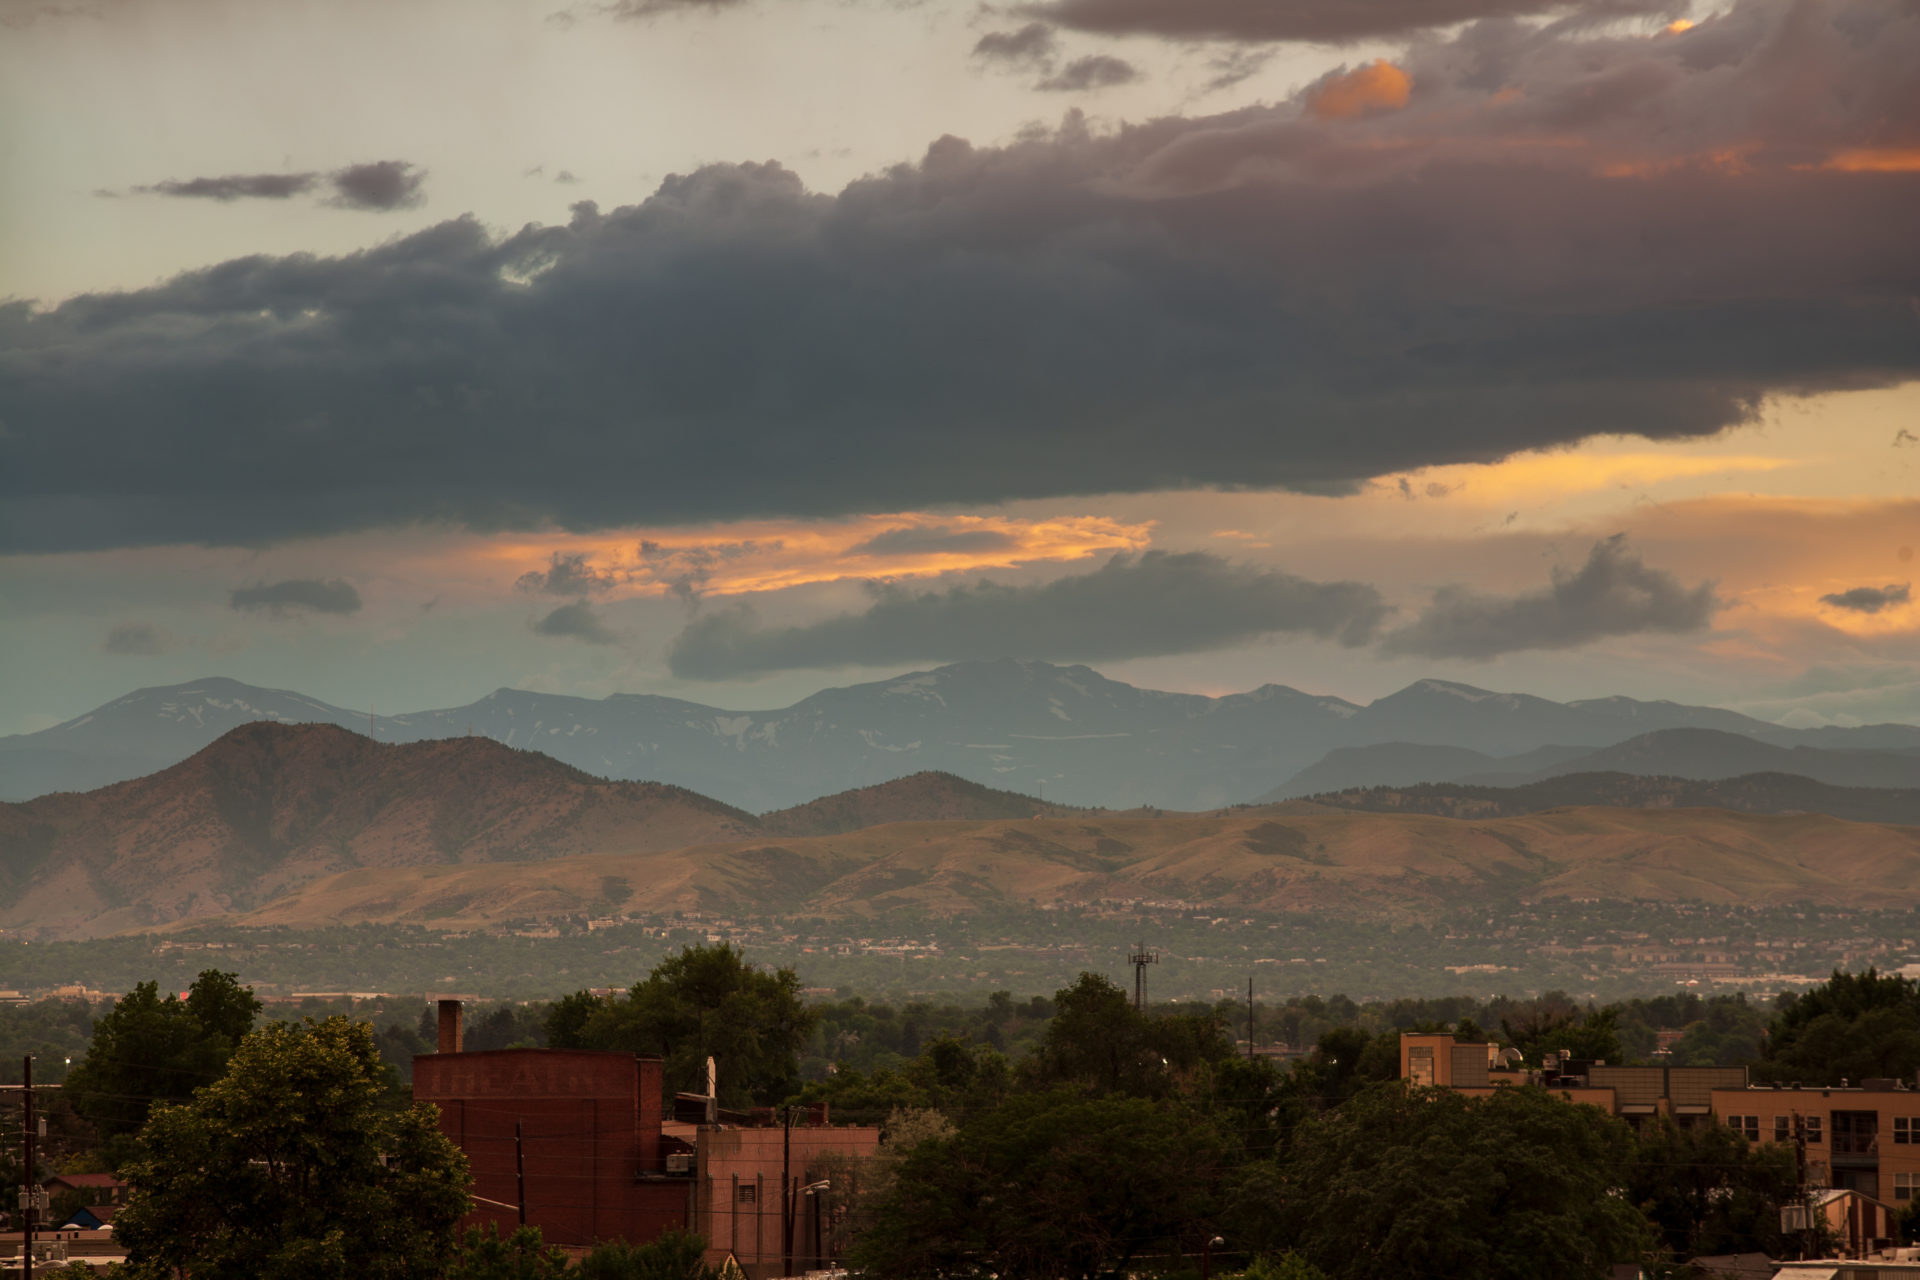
5, 956, 1919, 1278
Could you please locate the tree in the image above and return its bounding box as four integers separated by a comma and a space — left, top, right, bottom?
543, 989, 604, 1049
445, 1224, 572, 1280
1754, 968, 1920, 1085
574, 1230, 719, 1280
1246, 1083, 1650, 1280
113, 1015, 470, 1280
562, 945, 818, 1106
849, 1088, 1225, 1280
64, 969, 262, 1150
1501, 1005, 1623, 1065
1625, 1116, 1799, 1261
790, 1035, 1011, 1126
1024, 972, 1233, 1097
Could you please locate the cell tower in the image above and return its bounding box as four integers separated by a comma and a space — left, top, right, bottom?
1128, 944, 1158, 1011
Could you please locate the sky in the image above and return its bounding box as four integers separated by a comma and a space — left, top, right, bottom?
1, 0, 1917, 735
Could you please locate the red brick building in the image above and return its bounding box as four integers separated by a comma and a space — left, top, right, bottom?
414, 1000, 880, 1271
413, 1011, 691, 1247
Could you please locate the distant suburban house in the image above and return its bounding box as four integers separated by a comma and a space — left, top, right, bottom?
42, 1174, 128, 1206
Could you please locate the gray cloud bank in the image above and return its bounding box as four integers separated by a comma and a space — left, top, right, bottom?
6, 0, 1918, 552
517, 551, 618, 596
1820, 583, 1912, 614
1380, 536, 1716, 659
1026, 0, 1679, 43
103, 622, 170, 655
229, 578, 363, 615
124, 161, 425, 210
534, 601, 617, 643
667, 538, 1713, 676
667, 550, 1388, 678
1036, 54, 1142, 91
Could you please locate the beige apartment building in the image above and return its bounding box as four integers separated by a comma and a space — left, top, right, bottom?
1400, 1032, 1920, 1207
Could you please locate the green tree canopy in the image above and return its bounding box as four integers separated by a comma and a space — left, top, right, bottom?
552, 944, 818, 1107
1024, 972, 1234, 1097
64, 969, 261, 1145
574, 1229, 719, 1280
1241, 1084, 1649, 1280
1625, 1116, 1799, 1261
849, 1088, 1226, 1280
113, 1015, 470, 1280
1501, 1005, 1623, 1066
789, 1034, 1012, 1126
446, 1224, 573, 1280
1754, 968, 1920, 1085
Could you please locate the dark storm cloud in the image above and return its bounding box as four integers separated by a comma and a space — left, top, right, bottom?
974, 22, 1059, 67
1036, 54, 1142, 91
327, 161, 426, 211
1381, 536, 1716, 659
667, 550, 1387, 678
115, 162, 424, 209
5, 0, 1919, 553
515, 551, 619, 596
847, 526, 1021, 556
1819, 583, 1912, 614
1025, 0, 1677, 44
229, 579, 363, 615
533, 600, 617, 643
133, 173, 321, 201
603, 0, 748, 15
103, 622, 170, 655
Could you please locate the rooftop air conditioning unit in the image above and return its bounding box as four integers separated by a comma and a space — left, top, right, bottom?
1780, 1204, 1811, 1233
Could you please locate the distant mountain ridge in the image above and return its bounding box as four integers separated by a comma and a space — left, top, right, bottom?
1262, 728, 1920, 800
6, 664, 1918, 811
9, 720, 1920, 941
1300, 771, 1920, 825
0, 723, 1068, 938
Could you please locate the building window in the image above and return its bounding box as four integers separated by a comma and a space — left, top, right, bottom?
737, 1185, 758, 1204
1897, 1172, 1915, 1203
1805, 1116, 1822, 1144
1896, 1116, 1912, 1145
1774, 1115, 1790, 1142
1408, 1045, 1435, 1087
1727, 1115, 1759, 1141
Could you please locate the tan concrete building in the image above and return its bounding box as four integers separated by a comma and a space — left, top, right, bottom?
679, 1116, 880, 1276
1710, 1079, 1920, 1205
1400, 1032, 1920, 1215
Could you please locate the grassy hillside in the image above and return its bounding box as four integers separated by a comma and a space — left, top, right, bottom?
222, 805, 1920, 932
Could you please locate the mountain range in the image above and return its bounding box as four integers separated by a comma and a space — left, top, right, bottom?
7, 662, 1918, 811
1264, 730, 1920, 800
6, 720, 1920, 940
0, 723, 1063, 938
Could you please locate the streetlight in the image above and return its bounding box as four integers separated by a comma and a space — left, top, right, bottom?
1201, 1235, 1226, 1280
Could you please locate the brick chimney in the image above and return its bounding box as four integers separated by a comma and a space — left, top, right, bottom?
437, 999, 463, 1054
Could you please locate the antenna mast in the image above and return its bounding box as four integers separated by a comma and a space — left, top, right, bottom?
1128, 945, 1158, 1011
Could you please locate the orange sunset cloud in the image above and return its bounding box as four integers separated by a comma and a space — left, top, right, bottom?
476, 512, 1154, 601
1306, 61, 1412, 120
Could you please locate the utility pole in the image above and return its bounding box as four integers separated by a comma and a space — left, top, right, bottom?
515, 1121, 527, 1227
1129, 946, 1157, 1012
1247, 975, 1256, 1061
21, 1054, 35, 1280
781, 1106, 793, 1278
